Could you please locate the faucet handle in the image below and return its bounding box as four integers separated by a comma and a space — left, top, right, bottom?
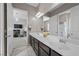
67, 33, 70, 38
71, 33, 73, 35
59, 38, 66, 44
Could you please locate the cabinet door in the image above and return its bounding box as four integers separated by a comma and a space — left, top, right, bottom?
34, 41, 38, 51
31, 37, 35, 48
34, 38, 38, 43
31, 37, 38, 56
51, 50, 61, 56
29, 35, 32, 46
39, 42, 49, 54
34, 39, 39, 55
39, 47, 48, 56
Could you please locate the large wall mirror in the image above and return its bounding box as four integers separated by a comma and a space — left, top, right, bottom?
58, 12, 71, 39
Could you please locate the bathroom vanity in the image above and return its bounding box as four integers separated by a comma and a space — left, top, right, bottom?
29, 34, 61, 56
29, 32, 79, 56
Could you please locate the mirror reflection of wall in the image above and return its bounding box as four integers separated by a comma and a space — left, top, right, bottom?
58, 13, 71, 39
49, 15, 58, 35
44, 21, 49, 32
43, 16, 50, 32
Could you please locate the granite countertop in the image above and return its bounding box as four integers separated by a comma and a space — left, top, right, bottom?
29, 32, 79, 56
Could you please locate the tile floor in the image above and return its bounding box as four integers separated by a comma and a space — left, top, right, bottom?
11, 45, 36, 56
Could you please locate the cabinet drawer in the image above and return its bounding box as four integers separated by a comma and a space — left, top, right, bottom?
39, 48, 48, 56
51, 50, 61, 56
39, 42, 49, 54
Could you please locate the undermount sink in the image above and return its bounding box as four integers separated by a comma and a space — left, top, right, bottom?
36, 33, 43, 36
58, 43, 70, 50
46, 35, 59, 42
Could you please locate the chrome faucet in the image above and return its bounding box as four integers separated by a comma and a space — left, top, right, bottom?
59, 32, 67, 44
67, 33, 71, 39
59, 37, 67, 44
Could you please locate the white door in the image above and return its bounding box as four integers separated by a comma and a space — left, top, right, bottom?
0, 3, 4, 56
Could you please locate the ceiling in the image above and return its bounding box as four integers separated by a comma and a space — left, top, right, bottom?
45, 3, 79, 17
27, 3, 39, 7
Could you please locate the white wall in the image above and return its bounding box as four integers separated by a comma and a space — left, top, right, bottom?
13, 8, 28, 29
70, 5, 79, 39
0, 3, 4, 56
28, 10, 43, 32
30, 17, 43, 32
49, 15, 58, 35
0, 8, 1, 54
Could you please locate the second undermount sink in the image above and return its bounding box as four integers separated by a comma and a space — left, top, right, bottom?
36, 33, 43, 36
46, 35, 59, 42
58, 43, 70, 50
58, 39, 70, 50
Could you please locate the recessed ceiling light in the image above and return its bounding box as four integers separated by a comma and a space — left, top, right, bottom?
16, 18, 19, 21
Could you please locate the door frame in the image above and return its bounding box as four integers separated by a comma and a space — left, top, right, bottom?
4, 3, 7, 56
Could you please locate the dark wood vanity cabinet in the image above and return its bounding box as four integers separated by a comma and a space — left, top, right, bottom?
29, 36, 39, 55
29, 36, 33, 46
31, 37, 35, 48
51, 50, 62, 56
29, 35, 62, 56
39, 47, 48, 56
39, 42, 49, 56
34, 39, 39, 55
